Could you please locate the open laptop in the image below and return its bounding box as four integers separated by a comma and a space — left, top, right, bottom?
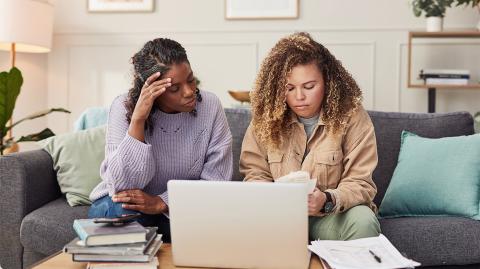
168, 180, 310, 269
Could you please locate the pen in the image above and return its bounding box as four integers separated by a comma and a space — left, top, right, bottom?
369, 249, 382, 263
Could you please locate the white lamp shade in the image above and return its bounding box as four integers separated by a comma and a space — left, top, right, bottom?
0, 0, 54, 53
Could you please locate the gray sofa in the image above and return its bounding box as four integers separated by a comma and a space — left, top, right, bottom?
1, 108, 479, 269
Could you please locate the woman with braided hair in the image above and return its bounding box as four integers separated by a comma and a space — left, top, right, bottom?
240, 32, 380, 240
89, 38, 233, 241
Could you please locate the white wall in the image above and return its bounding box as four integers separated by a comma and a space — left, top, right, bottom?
6, 0, 480, 137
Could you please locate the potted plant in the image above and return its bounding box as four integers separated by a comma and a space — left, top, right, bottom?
412, 0, 455, 31
0, 67, 70, 155
455, 0, 480, 30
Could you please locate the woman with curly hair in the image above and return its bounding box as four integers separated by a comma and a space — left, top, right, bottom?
240, 32, 380, 240
88, 38, 233, 242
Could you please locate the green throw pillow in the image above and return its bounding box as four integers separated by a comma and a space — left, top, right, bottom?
379, 130, 480, 220
37, 125, 106, 206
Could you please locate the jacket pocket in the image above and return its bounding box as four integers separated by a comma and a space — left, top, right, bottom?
267, 151, 284, 179
313, 150, 343, 189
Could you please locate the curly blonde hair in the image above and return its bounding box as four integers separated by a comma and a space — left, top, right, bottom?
251, 32, 362, 150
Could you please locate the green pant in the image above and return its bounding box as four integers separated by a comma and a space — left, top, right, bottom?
309, 205, 381, 241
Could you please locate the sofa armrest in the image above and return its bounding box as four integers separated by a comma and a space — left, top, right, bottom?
0, 149, 61, 269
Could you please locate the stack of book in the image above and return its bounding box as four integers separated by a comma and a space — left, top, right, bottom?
419, 69, 470, 85
64, 219, 162, 269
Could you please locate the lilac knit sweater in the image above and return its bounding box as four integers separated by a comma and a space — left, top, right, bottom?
89, 90, 233, 205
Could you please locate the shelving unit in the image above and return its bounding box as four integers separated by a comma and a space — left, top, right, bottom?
407, 30, 480, 113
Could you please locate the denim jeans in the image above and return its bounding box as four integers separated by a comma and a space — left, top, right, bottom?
88, 195, 171, 242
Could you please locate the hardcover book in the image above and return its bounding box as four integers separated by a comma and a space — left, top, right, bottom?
65, 227, 158, 255
73, 219, 147, 246
73, 236, 163, 262
87, 258, 159, 269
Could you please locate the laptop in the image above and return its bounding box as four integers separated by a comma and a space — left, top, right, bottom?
168, 180, 310, 269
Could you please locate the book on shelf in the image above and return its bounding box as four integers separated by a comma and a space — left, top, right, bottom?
425, 78, 469, 85
87, 258, 159, 269
73, 219, 147, 246
64, 227, 158, 256
420, 73, 470, 79
420, 69, 470, 75
72, 236, 163, 262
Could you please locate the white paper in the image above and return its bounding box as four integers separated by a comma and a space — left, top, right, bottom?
275, 171, 317, 194
308, 234, 420, 269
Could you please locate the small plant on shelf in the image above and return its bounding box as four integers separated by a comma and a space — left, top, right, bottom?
412, 0, 455, 17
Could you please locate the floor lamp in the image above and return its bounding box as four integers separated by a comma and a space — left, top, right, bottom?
0, 0, 54, 141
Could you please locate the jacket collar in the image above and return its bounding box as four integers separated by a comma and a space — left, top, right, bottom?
287, 109, 325, 126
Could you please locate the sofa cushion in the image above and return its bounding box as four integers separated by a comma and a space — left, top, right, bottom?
20, 198, 88, 256
380, 216, 480, 266
379, 131, 480, 219
368, 111, 474, 206
37, 125, 106, 206
225, 108, 252, 181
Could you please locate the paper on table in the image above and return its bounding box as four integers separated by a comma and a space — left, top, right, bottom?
275, 171, 317, 194
308, 234, 420, 269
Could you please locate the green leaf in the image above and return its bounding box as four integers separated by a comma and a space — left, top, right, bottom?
412, 0, 455, 17
455, 0, 480, 7
16, 128, 55, 143
0, 67, 23, 136
5, 107, 71, 133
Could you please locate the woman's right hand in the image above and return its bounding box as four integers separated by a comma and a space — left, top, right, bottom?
131, 72, 171, 123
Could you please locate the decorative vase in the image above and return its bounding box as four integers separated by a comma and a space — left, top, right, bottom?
426, 16, 443, 32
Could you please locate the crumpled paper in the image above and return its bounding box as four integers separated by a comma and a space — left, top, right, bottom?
274, 171, 317, 194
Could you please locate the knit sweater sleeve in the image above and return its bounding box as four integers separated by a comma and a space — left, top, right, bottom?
199, 99, 233, 181
100, 95, 156, 196
158, 97, 233, 206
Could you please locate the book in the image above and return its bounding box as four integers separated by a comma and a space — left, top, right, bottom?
73, 236, 163, 262
425, 78, 469, 85
421, 69, 470, 75
308, 234, 420, 269
420, 73, 470, 79
73, 219, 147, 246
87, 258, 159, 269
64, 227, 158, 255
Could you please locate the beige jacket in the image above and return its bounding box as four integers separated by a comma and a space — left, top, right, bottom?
239, 106, 378, 215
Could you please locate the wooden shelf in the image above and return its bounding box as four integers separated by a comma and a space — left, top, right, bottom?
409, 30, 480, 38
407, 30, 480, 112
408, 84, 480, 89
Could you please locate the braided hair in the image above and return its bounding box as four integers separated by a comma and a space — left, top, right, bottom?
125, 38, 202, 131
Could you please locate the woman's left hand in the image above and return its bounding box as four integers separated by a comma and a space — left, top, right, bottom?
112, 189, 167, 215
308, 188, 326, 216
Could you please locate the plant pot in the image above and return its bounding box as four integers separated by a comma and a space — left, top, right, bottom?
426, 16, 443, 32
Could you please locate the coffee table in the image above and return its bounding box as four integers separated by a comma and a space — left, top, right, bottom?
30, 244, 324, 269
